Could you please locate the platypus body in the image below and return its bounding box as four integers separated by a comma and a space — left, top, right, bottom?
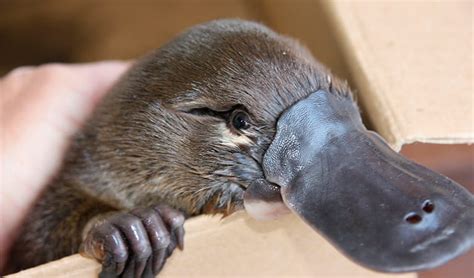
6, 19, 474, 277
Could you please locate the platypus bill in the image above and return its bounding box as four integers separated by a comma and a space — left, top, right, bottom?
247, 90, 474, 272
7, 19, 474, 277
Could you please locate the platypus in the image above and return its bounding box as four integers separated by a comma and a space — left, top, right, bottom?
6, 19, 474, 277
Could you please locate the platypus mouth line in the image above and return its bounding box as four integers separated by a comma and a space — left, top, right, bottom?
409, 227, 454, 253
244, 90, 474, 273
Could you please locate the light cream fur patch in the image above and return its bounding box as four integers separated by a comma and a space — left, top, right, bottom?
218, 123, 252, 148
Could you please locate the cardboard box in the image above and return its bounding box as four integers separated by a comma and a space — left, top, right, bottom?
8, 213, 414, 278
325, 1, 473, 151
5, 0, 471, 277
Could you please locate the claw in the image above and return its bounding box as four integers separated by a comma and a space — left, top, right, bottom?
155, 205, 186, 251
175, 226, 185, 251
80, 205, 186, 277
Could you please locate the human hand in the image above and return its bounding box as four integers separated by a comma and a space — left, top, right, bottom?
0, 61, 131, 270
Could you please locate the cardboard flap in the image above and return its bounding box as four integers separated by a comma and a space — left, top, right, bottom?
326, 1, 473, 150
8, 213, 415, 278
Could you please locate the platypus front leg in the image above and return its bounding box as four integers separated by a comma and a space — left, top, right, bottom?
80, 205, 185, 278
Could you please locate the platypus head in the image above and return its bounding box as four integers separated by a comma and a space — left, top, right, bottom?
85, 19, 474, 273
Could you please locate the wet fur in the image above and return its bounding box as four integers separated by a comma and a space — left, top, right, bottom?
6, 19, 352, 273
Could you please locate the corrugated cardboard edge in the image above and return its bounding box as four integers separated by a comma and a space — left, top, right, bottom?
323, 1, 403, 150
7, 213, 416, 278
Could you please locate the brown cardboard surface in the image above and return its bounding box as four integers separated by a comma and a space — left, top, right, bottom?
254, 0, 351, 79
8, 213, 415, 278
325, 1, 473, 150
0, 0, 257, 74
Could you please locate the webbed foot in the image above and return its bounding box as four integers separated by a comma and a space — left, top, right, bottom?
80, 205, 185, 278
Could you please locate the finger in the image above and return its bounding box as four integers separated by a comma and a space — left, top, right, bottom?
99, 268, 119, 278
120, 258, 136, 278
154, 205, 185, 250
131, 208, 170, 275
154, 248, 168, 274
81, 223, 128, 275
67, 61, 132, 104
166, 237, 177, 258
112, 214, 152, 278
142, 257, 155, 278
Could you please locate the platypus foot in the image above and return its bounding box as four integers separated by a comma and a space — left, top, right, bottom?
80, 205, 185, 278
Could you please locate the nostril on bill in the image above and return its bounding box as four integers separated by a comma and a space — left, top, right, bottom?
403, 200, 435, 225
405, 212, 423, 224
422, 200, 435, 213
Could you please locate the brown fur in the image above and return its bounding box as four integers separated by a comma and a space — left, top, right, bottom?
6, 19, 352, 273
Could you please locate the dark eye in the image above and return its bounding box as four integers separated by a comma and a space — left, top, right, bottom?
231, 110, 250, 130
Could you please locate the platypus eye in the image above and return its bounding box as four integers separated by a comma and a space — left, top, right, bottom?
183, 105, 251, 132
231, 110, 250, 130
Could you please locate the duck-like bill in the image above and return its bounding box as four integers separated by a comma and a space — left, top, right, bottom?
244, 90, 474, 272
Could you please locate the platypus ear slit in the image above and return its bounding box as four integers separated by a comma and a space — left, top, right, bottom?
184, 107, 222, 118
181, 107, 232, 122
182, 104, 250, 121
